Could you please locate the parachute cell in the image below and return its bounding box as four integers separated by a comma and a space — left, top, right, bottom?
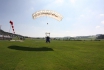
32, 10, 63, 21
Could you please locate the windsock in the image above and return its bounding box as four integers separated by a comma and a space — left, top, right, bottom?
10, 20, 15, 34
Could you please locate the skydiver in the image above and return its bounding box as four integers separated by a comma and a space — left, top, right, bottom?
46, 36, 50, 43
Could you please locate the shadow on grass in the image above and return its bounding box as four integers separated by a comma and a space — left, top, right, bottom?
8, 45, 54, 51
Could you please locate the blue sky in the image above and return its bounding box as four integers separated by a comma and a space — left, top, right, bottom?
0, 0, 104, 37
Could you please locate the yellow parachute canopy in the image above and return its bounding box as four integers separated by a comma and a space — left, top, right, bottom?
32, 10, 63, 21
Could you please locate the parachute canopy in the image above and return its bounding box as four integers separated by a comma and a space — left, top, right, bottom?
32, 10, 63, 21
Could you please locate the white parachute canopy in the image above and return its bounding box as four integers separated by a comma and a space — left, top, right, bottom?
32, 10, 63, 21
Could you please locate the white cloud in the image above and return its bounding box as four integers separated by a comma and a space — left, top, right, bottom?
100, 14, 104, 17
52, 31, 77, 37
31, 7, 34, 10
80, 15, 84, 17
43, 0, 64, 9
66, 31, 70, 33
77, 14, 85, 20
96, 26, 101, 29
101, 21, 104, 24
70, 0, 76, 4
65, 17, 71, 21
80, 15, 85, 18
55, 0, 64, 4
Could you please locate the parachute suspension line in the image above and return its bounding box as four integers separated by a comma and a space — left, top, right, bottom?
46, 15, 48, 25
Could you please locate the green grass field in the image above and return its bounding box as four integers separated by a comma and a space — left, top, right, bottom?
0, 39, 104, 70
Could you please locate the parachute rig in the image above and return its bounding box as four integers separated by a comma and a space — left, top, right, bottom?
32, 10, 63, 43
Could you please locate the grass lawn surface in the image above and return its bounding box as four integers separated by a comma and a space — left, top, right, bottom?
0, 39, 104, 70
